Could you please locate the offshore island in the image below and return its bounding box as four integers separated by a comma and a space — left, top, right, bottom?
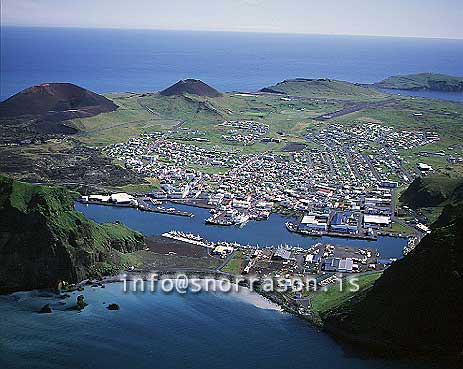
1, 73, 463, 364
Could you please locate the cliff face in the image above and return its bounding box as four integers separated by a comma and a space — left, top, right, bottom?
323, 205, 463, 360
0, 176, 144, 293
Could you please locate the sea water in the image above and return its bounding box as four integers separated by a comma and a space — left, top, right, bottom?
2, 27, 463, 101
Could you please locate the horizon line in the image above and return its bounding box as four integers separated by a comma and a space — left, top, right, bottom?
2, 24, 463, 41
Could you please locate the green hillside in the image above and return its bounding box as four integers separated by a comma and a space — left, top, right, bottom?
0, 176, 144, 293
260, 78, 389, 101
400, 174, 463, 209
323, 204, 463, 361
375, 73, 463, 92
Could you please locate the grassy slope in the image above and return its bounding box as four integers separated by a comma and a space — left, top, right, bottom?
375, 73, 463, 90
69, 92, 179, 146
323, 205, 463, 358
2, 176, 143, 247
70, 91, 345, 151
261, 78, 389, 101
0, 176, 144, 291
400, 173, 463, 209
309, 273, 383, 315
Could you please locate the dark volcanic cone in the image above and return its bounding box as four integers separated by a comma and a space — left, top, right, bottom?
160, 79, 222, 97
0, 83, 118, 118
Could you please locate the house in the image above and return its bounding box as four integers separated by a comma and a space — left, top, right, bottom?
379, 180, 399, 188
212, 245, 234, 257
87, 194, 111, 202
323, 257, 340, 272
417, 162, 433, 172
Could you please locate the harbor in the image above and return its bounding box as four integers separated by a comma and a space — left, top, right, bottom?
75, 201, 408, 259
78, 194, 194, 217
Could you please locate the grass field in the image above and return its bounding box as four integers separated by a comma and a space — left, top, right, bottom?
221, 250, 245, 274
68, 91, 345, 149
389, 221, 415, 235
69, 93, 180, 146
309, 273, 383, 315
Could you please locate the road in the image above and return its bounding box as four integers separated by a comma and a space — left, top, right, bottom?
313, 99, 396, 120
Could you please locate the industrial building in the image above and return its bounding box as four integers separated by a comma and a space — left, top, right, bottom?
323, 257, 354, 273
272, 248, 292, 261
299, 213, 329, 231
329, 212, 359, 234
363, 214, 391, 228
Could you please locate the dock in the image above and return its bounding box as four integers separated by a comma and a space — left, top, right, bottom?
77, 198, 194, 217
285, 222, 378, 241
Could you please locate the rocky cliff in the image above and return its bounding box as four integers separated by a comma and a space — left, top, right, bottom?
0, 176, 144, 293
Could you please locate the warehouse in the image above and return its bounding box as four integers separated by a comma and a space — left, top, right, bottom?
110, 193, 136, 204
323, 257, 354, 273
363, 214, 391, 228
330, 212, 358, 234
300, 213, 329, 231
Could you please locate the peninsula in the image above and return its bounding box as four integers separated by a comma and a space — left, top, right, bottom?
374, 73, 463, 92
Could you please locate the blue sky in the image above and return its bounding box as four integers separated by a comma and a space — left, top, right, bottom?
2, 0, 462, 39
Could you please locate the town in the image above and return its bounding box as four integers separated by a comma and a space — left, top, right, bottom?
99, 119, 438, 245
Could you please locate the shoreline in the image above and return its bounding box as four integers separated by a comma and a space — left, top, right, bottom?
3, 269, 458, 366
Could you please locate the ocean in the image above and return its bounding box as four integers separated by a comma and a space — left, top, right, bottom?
0, 283, 439, 369
1, 27, 463, 101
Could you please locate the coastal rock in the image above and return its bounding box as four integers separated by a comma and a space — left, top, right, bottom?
76, 295, 88, 310
107, 303, 120, 311
38, 304, 53, 314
